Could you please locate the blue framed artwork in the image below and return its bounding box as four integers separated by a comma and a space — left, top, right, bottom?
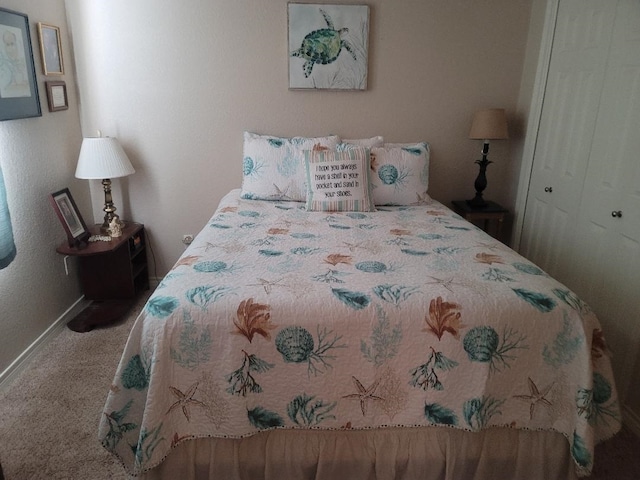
288, 3, 369, 90
0, 8, 41, 121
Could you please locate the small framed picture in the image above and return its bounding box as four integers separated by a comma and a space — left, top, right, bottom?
0, 8, 42, 121
37, 22, 64, 75
45, 80, 68, 111
50, 188, 90, 247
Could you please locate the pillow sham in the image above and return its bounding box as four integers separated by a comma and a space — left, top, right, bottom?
340, 136, 384, 148
304, 147, 375, 212
241, 132, 341, 201
370, 142, 431, 205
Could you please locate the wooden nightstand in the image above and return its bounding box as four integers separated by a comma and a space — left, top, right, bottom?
451, 200, 508, 240
57, 222, 149, 332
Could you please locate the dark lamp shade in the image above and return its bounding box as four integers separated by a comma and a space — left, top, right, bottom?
469, 108, 509, 140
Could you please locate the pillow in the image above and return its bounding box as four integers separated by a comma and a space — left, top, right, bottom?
340, 136, 384, 148
304, 147, 375, 212
370, 142, 431, 205
241, 132, 341, 201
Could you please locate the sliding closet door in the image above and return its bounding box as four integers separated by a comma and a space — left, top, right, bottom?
519, 0, 616, 282
565, 0, 640, 401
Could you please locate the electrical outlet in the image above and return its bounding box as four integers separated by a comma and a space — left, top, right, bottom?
182, 234, 194, 245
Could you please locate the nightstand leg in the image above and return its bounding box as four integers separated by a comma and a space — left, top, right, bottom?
497, 218, 504, 240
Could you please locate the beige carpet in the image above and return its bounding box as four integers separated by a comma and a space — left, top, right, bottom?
0, 293, 151, 480
0, 291, 639, 480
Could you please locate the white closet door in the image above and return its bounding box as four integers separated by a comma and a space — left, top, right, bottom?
566, 0, 640, 401
520, 0, 616, 281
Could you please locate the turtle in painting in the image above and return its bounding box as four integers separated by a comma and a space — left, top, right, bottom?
291, 8, 357, 78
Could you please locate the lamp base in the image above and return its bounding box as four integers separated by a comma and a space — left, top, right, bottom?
467, 194, 488, 208
100, 177, 125, 235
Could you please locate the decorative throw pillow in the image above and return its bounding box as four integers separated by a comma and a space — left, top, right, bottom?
241, 132, 341, 201
304, 147, 375, 212
370, 142, 431, 205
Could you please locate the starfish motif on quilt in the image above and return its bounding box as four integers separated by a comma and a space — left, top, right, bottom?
425, 275, 468, 293
166, 382, 206, 422
513, 377, 554, 420
275, 217, 294, 229
474, 241, 503, 251
198, 242, 245, 253
248, 277, 285, 294
342, 376, 384, 416
342, 241, 376, 254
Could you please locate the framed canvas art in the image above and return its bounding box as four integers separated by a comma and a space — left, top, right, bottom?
288, 3, 369, 90
0, 8, 41, 121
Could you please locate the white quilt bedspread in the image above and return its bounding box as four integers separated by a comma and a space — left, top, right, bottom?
99, 189, 621, 476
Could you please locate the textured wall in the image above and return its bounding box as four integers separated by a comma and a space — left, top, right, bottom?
0, 0, 87, 374
66, 0, 533, 276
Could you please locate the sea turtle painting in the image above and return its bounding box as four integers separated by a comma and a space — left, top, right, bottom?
291, 8, 357, 78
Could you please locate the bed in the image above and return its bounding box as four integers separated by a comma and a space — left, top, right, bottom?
99, 134, 621, 479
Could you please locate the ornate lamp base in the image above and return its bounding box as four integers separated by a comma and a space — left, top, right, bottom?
100, 178, 124, 235
467, 193, 487, 208
467, 143, 492, 208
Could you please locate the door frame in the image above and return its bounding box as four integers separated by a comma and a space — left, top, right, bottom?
511, 0, 560, 250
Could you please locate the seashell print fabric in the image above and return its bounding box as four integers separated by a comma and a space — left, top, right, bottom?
99, 189, 621, 477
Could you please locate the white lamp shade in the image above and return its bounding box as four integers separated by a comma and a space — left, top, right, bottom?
469, 108, 509, 140
75, 137, 135, 179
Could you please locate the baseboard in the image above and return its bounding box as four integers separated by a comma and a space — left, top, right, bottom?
0, 296, 90, 391
623, 405, 640, 438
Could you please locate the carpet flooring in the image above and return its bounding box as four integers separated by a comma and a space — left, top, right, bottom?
0, 292, 638, 480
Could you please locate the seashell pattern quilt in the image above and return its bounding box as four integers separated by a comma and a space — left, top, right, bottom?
99, 189, 621, 477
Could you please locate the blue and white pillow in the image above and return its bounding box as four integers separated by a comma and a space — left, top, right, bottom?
241, 132, 341, 201
370, 142, 430, 205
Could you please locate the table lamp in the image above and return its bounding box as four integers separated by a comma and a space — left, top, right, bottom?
75, 132, 135, 234
468, 108, 509, 207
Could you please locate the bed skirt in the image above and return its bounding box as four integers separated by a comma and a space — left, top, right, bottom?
140, 427, 578, 480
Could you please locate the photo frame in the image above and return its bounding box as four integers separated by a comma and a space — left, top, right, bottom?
45, 80, 68, 111
50, 188, 91, 248
0, 8, 42, 121
288, 3, 369, 91
37, 22, 64, 75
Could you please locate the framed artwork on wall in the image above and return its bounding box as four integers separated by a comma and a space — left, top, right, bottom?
45, 80, 68, 111
50, 188, 91, 248
0, 8, 42, 121
37, 22, 64, 75
288, 3, 369, 91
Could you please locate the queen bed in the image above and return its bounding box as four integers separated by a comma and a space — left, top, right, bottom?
99, 134, 621, 479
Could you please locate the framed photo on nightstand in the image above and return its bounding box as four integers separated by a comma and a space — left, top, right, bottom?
50, 188, 90, 247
